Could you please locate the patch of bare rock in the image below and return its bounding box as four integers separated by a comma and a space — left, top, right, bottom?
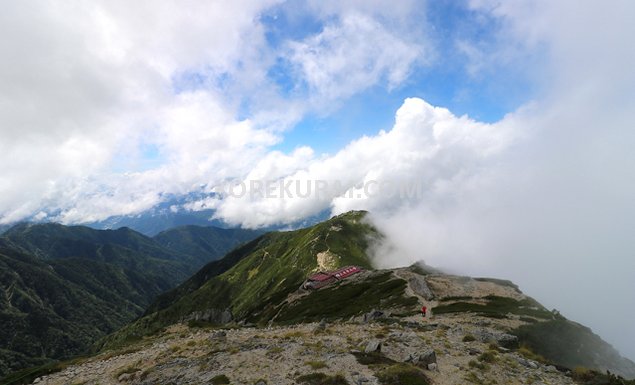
31, 313, 575, 385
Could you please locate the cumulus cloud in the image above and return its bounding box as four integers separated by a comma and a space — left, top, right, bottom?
0, 0, 286, 223
372, 0, 635, 361
208, 97, 515, 227
286, 13, 425, 104
0, 0, 431, 224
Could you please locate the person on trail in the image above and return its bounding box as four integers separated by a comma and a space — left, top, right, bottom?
421, 306, 427, 317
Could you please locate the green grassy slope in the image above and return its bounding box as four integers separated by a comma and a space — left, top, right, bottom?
153, 225, 261, 267
270, 271, 419, 324
99, 211, 381, 348
2, 224, 194, 285
4, 223, 188, 261
0, 223, 262, 379
512, 319, 635, 379
0, 241, 141, 377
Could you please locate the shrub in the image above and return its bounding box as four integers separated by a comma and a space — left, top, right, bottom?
468, 360, 488, 370
275, 272, 418, 324
114, 365, 140, 379
304, 361, 328, 369
517, 345, 548, 364
572, 367, 594, 381
478, 351, 497, 363
376, 364, 431, 385
211, 374, 230, 385
296, 373, 349, 385
352, 352, 396, 366
433, 296, 553, 319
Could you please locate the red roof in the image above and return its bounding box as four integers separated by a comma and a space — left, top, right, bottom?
308, 273, 334, 282
332, 266, 361, 279
307, 266, 362, 282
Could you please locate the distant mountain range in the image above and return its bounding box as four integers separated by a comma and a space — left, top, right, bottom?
85, 208, 226, 237
84, 206, 330, 236
1, 193, 331, 237
0, 223, 259, 378
0, 224, 11, 235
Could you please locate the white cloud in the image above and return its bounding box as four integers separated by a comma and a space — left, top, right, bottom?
0, 0, 432, 224
286, 13, 425, 105
0, 0, 287, 223
209, 97, 515, 228
373, 0, 635, 361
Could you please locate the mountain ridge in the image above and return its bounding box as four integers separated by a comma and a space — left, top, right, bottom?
2, 211, 634, 384
0, 222, 259, 379
95, 211, 635, 381
15, 265, 635, 385
99, 210, 377, 349
153, 225, 262, 267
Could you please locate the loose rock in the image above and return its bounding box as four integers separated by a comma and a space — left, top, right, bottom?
365, 339, 382, 353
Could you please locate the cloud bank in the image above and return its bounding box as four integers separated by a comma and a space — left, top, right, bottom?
0, 0, 429, 224
210, 97, 515, 228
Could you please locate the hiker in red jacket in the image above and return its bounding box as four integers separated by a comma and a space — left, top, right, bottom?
421, 306, 427, 317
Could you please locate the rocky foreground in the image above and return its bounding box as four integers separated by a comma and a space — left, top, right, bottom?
21, 265, 635, 385
31, 311, 575, 385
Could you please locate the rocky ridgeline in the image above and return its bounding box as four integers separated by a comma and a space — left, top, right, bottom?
21, 268, 635, 384
30, 312, 574, 385
5, 213, 634, 384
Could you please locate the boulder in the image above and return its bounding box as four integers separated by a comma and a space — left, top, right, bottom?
314, 319, 327, 333
408, 276, 435, 300
365, 339, 382, 353
474, 329, 519, 349
418, 323, 439, 332
418, 350, 437, 366
474, 329, 496, 343
496, 333, 519, 349
363, 309, 385, 323
517, 357, 539, 369
467, 348, 482, 356
406, 350, 437, 366
210, 330, 227, 341
118, 372, 135, 382
187, 308, 233, 324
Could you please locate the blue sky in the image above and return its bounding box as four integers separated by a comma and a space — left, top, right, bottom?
259, 0, 541, 154
163, 1, 544, 158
